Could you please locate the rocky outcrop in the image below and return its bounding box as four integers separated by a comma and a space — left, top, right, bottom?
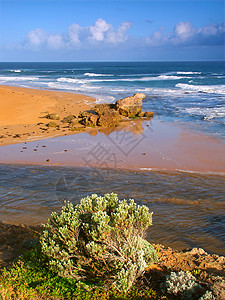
93, 103, 116, 116
98, 109, 122, 128
116, 93, 145, 118
79, 110, 99, 127
61, 115, 76, 124
44, 113, 60, 120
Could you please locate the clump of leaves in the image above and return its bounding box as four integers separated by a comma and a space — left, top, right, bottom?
40, 193, 157, 292
162, 271, 202, 299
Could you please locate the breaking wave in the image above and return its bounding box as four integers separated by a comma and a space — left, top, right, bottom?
176, 83, 225, 95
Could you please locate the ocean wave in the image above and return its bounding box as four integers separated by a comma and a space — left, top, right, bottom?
84, 72, 113, 77
48, 81, 102, 92
184, 106, 225, 120
57, 77, 85, 84
176, 83, 225, 95
57, 75, 187, 84
176, 71, 202, 75
10, 70, 21, 73
0, 76, 38, 82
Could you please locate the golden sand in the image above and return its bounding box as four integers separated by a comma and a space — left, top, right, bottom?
0, 85, 96, 146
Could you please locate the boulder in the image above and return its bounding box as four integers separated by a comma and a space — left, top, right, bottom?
79, 110, 99, 127
61, 115, 76, 123
47, 121, 58, 127
116, 93, 145, 118
44, 113, 60, 120
93, 103, 116, 116
144, 111, 154, 118
138, 111, 145, 118
98, 109, 122, 127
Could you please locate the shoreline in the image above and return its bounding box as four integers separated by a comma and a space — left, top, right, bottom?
0, 85, 225, 174
0, 85, 96, 146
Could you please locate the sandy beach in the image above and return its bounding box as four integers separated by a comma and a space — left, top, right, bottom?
0, 85, 225, 174
0, 85, 95, 146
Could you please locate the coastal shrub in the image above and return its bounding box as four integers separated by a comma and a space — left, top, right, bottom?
162, 270, 202, 299
40, 193, 157, 292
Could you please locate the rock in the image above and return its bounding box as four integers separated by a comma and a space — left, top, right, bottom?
44, 113, 60, 120
144, 111, 154, 118
47, 121, 58, 127
70, 119, 79, 126
189, 248, 207, 256
116, 93, 145, 117
98, 109, 122, 127
61, 115, 76, 123
79, 110, 99, 127
93, 103, 116, 116
138, 111, 145, 117
212, 281, 225, 300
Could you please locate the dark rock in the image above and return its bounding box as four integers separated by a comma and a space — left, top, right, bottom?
144, 111, 154, 118
79, 110, 99, 127
98, 109, 122, 127
116, 93, 145, 117
61, 115, 76, 124
44, 113, 60, 120
138, 111, 145, 118
47, 121, 58, 128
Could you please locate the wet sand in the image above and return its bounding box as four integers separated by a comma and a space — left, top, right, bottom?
0, 85, 95, 146
0, 118, 224, 174
0, 85, 225, 173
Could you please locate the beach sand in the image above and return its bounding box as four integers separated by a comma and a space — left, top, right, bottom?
0, 85, 225, 173
0, 85, 95, 146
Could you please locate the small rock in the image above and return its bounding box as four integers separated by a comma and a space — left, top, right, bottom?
79, 110, 99, 127
44, 113, 60, 120
47, 121, 58, 128
61, 115, 76, 123
189, 248, 206, 255
138, 111, 145, 118
144, 111, 154, 118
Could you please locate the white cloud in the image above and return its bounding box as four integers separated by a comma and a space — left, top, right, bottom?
67, 24, 81, 45
24, 19, 225, 51
89, 18, 112, 41
24, 18, 132, 50
47, 34, 64, 49
174, 21, 195, 40
26, 28, 47, 46
146, 21, 225, 47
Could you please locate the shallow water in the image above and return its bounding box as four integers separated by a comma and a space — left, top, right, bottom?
0, 164, 224, 255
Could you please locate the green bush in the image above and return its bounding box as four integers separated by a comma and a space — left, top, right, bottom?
40, 193, 157, 292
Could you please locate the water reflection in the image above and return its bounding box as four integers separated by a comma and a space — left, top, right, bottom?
0, 164, 224, 255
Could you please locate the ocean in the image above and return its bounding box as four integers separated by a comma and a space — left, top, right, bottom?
0, 61, 225, 254
0, 61, 225, 139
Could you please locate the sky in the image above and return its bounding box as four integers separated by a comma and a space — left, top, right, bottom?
0, 0, 224, 61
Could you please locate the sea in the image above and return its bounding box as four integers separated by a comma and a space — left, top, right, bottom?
0, 61, 225, 255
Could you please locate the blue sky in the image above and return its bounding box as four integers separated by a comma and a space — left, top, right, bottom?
1, 0, 224, 61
